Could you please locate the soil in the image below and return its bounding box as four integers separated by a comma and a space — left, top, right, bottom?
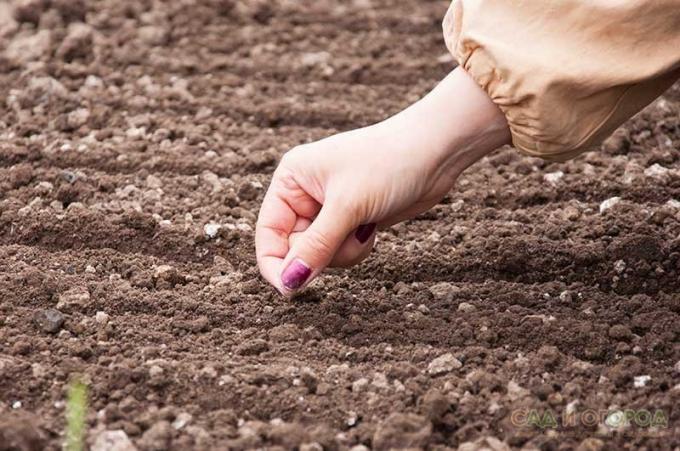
0, 0, 679, 450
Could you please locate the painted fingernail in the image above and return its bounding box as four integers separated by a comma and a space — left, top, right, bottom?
355, 223, 377, 244
281, 259, 312, 290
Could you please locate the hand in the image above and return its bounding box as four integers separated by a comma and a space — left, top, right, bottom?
255, 68, 511, 294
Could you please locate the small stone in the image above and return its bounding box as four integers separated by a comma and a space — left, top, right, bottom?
416, 304, 430, 314
507, 380, 530, 401
427, 353, 462, 375
148, 365, 164, 378
204, 223, 221, 239
457, 302, 476, 313
559, 290, 573, 302
138, 25, 168, 46
563, 205, 581, 221
300, 51, 331, 66
33, 309, 65, 333
543, 171, 564, 185
92, 430, 137, 451
644, 164, 670, 179
66, 108, 90, 129
674, 361, 680, 374
56, 286, 90, 309
95, 311, 110, 325
614, 259, 626, 274
346, 411, 359, 427
599, 197, 621, 214
352, 377, 369, 393
85, 265, 96, 273
633, 375, 651, 388
12, 401, 22, 409
172, 412, 192, 430
428, 282, 460, 301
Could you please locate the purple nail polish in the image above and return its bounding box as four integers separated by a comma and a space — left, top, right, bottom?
281, 259, 312, 290
355, 223, 377, 244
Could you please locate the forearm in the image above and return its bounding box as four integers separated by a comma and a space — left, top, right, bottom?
379, 67, 511, 176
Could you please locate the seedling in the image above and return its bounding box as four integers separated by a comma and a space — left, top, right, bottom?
65, 378, 89, 451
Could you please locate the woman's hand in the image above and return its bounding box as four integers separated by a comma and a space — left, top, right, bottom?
255, 68, 511, 295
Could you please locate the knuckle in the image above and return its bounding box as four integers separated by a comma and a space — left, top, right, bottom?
280, 144, 309, 167
303, 227, 335, 257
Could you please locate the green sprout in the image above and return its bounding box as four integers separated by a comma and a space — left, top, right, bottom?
65, 378, 89, 451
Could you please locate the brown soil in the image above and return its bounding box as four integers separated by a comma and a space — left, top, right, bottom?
1, 1, 679, 450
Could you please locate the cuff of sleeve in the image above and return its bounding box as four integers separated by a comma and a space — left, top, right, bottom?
442, 0, 680, 162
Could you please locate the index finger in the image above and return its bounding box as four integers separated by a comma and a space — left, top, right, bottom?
255, 172, 321, 292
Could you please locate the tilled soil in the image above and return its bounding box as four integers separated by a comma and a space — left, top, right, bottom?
0, 1, 679, 450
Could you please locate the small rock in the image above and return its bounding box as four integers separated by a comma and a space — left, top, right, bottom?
417, 304, 430, 314
138, 25, 168, 46
172, 412, 192, 430
543, 171, 564, 185
66, 108, 90, 129
300, 51, 331, 66
95, 311, 109, 325
92, 430, 137, 451
614, 259, 626, 274
633, 375, 651, 388
599, 197, 621, 214
558, 290, 572, 302
56, 286, 90, 309
507, 380, 530, 401
674, 361, 680, 374
204, 223, 221, 239
427, 353, 462, 376
562, 205, 581, 221
33, 309, 65, 333
644, 163, 670, 179
457, 302, 476, 313
372, 413, 431, 451
352, 378, 369, 393
428, 282, 460, 301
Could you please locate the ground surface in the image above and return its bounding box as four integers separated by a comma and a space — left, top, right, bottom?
0, 0, 679, 450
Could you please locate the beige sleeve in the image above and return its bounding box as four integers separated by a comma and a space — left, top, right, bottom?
443, 0, 680, 161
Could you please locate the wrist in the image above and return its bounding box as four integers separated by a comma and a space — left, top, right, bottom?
390, 67, 511, 174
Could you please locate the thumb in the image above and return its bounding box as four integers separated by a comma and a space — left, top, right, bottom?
280, 200, 358, 293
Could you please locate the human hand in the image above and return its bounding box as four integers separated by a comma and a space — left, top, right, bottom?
255, 68, 511, 295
